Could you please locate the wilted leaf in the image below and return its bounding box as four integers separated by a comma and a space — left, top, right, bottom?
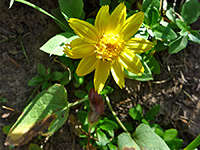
5, 84, 69, 146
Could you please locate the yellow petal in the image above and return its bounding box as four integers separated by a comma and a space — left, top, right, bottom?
118, 49, 144, 75
95, 5, 110, 34
69, 18, 99, 43
94, 61, 111, 93
64, 43, 95, 59
111, 61, 125, 89
70, 38, 90, 48
106, 3, 126, 34
76, 55, 98, 76
120, 12, 144, 40
126, 38, 154, 53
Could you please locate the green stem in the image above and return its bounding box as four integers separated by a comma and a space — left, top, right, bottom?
69, 96, 89, 107
15, 0, 68, 30
184, 134, 200, 150
105, 96, 128, 132
20, 34, 30, 64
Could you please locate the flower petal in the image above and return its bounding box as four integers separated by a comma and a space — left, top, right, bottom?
76, 55, 98, 76
118, 49, 144, 75
111, 61, 125, 89
94, 61, 111, 93
64, 39, 96, 59
126, 38, 154, 53
106, 3, 126, 34
95, 5, 110, 34
69, 18, 99, 43
120, 12, 144, 40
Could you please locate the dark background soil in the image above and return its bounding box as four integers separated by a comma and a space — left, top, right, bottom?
0, 0, 199, 150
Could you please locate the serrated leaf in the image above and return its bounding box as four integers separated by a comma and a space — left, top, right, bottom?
133, 124, 170, 150
28, 76, 44, 86
124, 55, 153, 81
5, 84, 69, 146
181, 0, 200, 25
169, 36, 188, 54
37, 64, 46, 77
58, 0, 84, 20
40, 32, 78, 56
188, 30, 200, 44
118, 132, 141, 150
145, 105, 160, 121
97, 130, 109, 146
153, 25, 177, 40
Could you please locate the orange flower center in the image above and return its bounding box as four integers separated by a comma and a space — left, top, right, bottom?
95, 33, 124, 62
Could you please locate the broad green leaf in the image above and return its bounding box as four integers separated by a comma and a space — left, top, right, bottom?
133, 124, 170, 150
37, 63, 46, 77
180, 29, 189, 36
166, 138, 183, 150
96, 130, 109, 146
143, 0, 160, 14
188, 30, 200, 44
175, 19, 188, 30
5, 84, 69, 146
155, 40, 168, 52
58, 0, 84, 20
144, 55, 160, 74
124, 55, 153, 81
108, 143, 117, 150
50, 7, 72, 32
99, 119, 118, 131
153, 25, 177, 40
118, 133, 141, 150
100, 0, 111, 6
148, 6, 159, 27
163, 129, 178, 141
181, 0, 200, 25
51, 71, 64, 81
129, 104, 143, 121
28, 76, 44, 86
40, 32, 78, 56
166, 8, 175, 22
145, 105, 160, 120
41, 81, 52, 91
169, 36, 188, 54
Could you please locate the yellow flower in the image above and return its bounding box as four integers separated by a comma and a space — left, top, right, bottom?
64, 3, 154, 93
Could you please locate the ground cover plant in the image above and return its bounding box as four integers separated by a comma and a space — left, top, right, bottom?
1, 0, 200, 149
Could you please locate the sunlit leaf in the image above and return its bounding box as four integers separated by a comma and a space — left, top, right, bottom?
153, 25, 177, 40
5, 84, 69, 146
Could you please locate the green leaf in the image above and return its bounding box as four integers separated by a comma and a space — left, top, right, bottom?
100, 86, 114, 95
58, 0, 84, 19
41, 81, 52, 91
37, 63, 46, 77
97, 130, 109, 146
129, 104, 143, 121
180, 29, 189, 36
0, 97, 7, 103
118, 133, 141, 150
100, 0, 111, 6
50, 7, 72, 32
166, 8, 175, 22
108, 143, 117, 150
163, 129, 178, 141
51, 71, 64, 81
29, 143, 43, 150
188, 30, 200, 44
143, 0, 160, 14
155, 40, 168, 52
181, 0, 200, 25
166, 138, 183, 150
175, 19, 188, 30
74, 90, 87, 98
5, 84, 69, 146
133, 124, 170, 150
145, 105, 160, 120
40, 32, 78, 56
124, 55, 153, 81
60, 71, 71, 85
28, 76, 44, 86
74, 72, 84, 85
169, 36, 188, 54
148, 6, 159, 26
2, 125, 12, 135
9, 0, 15, 9
99, 119, 118, 131
77, 110, 88, 126
153, 25, 177, 40
143, 55, 160, 74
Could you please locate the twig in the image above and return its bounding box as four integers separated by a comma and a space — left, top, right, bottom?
105, 96, 128, 133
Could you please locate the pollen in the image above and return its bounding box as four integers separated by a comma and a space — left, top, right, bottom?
95, 33, 124, 62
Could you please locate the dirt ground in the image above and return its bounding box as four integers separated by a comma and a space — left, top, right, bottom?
0, 0, 199, 150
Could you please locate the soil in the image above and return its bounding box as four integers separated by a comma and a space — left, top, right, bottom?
0, 0, 199, 150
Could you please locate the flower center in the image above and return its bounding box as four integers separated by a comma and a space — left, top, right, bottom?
95, 33, 124, 62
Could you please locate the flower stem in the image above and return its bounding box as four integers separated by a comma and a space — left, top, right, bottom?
184, 134, 200, 150
15, 0, 69, 30
105, 96, 128, 132
69, 96, 89, 107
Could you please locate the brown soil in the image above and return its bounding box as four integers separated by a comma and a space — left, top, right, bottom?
0, 0, 199, 150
